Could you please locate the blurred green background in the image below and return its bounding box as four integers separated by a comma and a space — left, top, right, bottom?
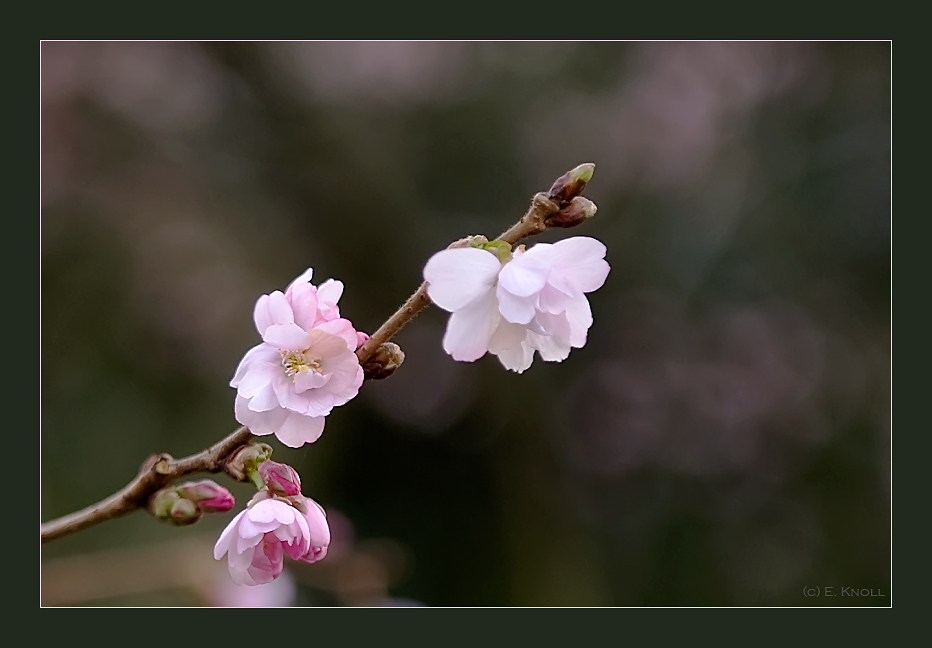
41, 41, 890, 607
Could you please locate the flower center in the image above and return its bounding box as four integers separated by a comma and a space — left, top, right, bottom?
280, 349, 322, 378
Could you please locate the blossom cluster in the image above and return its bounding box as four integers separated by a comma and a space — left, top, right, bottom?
423, 236, 610, 373
220, 270, 353, 585
220, 225, 609, 587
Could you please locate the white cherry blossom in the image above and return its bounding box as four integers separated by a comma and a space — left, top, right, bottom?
423, 237, 609, 373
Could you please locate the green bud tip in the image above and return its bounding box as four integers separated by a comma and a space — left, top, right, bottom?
468, 236, 512, 263
571, 163, 595, 184
484, 240, 513, 263
467, 235, 490, 249
169, 498, 202, 525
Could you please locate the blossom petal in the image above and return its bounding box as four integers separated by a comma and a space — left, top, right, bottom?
320, 351, 362, 395
495, 286, 538, 324
306, 327, 354, 359
498, 251, 550, 297
253, 295, 274, 336
263, 323, 312, 351
442, 292, 499, 361
235, 395, 288, 436
328, 365, 363, 406
247, 540, 283, 586
228, 547, 259, 586
302, 498, 331, 547
275, 411, 326, 447
316, 279, 344, 307
285, 268, 314, 293
246, 382, 282, 412
528, 331, 571, 362
565, 292, 593, 347
487, 319, 528, 355
230, 344, 280, 388
301, 389, 336, 417
424, 248, 501, 312
270, 377, 319, 415
214, 510, 248, 559
246, 500, 278, 524
288, 282, 320, 331
546, 271, 578, 297
550, 237, 610, 293
236, 361, 282, 399
494, 340, 534, 373
293, 370, 331, 392
254, 291, 295, 336
315, 319, 358, 352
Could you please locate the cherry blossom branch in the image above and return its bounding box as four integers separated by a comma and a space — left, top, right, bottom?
41, 163, 596, 545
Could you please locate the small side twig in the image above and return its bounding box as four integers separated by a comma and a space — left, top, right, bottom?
40, 427, 253, 544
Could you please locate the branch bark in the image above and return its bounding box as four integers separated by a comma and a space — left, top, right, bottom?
41, 165, 591, 544
41, 427, 253, 543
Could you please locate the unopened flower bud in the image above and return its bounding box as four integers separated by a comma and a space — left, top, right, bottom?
546, 196, 598, 228
465, 235, 489, 248
362, 342, 406, 380
258, 460, 303, 497
547, 163, 595, 207
148, 488, 182, 520
223, 441, 274, 483
177, 479, 235, 513
355, 331, 370, 350
170, 497, 202, 525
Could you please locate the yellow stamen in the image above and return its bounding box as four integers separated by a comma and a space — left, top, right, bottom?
280, 350, 322, 378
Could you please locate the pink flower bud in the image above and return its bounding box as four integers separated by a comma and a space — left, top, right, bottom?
355, 331, 370, 350
170, 497, 202, 525
258, 461, 302, 497
177, 479, 236, 512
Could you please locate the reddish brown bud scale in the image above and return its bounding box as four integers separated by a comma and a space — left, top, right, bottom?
362, 342, 406, 380
547, 163, 595, 207
546, 196, 598, 229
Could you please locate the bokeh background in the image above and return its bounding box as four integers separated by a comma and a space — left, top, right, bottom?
40, 41, 890, 607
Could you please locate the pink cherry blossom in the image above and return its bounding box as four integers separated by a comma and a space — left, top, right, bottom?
423, 237, 609, 373
231, 269, 364, 447
213, 492, 330, 586
213, 496, 321, 586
